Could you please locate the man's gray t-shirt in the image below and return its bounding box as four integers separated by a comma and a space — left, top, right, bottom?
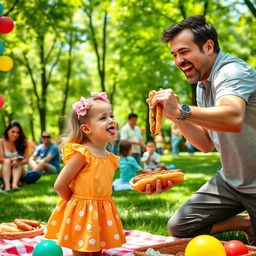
196, 51, 256, 193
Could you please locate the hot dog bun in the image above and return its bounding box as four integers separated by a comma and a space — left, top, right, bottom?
149, 90, 162, 134
129, 169, 184, 191
14, 219, 41, 228
0, 223, 22, 232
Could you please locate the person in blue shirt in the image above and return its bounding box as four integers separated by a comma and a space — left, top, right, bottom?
113, 140, 151, 191
29, 131, 60, 174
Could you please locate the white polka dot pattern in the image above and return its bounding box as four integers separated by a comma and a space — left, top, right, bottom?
114, 234, 120, 240
101, 241, 106, 247
75, 224, 81, 231
107, 220, 113, 226
78, 240, 83, 246
66, 218, 71, 224
89, 238, 96, 245
51, 220, 57, 226
79, 210, 84, 216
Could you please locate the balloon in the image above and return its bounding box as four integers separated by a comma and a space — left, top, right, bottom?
0, 41, 4, 55
224, 240, 249, 256
185, 235, 226, 256
0, 16, 14, 34
0, 4, 3, 16
32, 240, 63, 256
140, 126, 146, 133
0, 95, 4, 108
0, 56, 14, 71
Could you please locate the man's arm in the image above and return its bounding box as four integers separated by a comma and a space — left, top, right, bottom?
152, 89, 246, 152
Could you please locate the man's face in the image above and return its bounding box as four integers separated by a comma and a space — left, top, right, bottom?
170, 29, 213, 84
128, 117, 137, 128
41, 132, 51, 145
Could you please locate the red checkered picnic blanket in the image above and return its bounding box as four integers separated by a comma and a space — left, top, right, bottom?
0, 230, 177, 256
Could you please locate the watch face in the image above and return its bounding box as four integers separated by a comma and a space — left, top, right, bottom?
181, 104, 191, 113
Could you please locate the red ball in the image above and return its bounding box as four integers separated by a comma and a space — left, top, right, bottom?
0, 16, 14, 34
0, 95, 4, 108
224, 240, 249, 256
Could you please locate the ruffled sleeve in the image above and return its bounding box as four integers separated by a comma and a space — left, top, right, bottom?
108, 152, 120, 170
62, 143, 91, 164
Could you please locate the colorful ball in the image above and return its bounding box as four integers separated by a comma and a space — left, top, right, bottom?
224, 240, 249, 256
140, 126, 146, 133
0, 16, 14, 34
185, 235, 226, 256
0, 95, 4, 108
0, 56, 13, 71
32, 240, 63, 256
0, 41, 4, 55
163, 149, 169, 155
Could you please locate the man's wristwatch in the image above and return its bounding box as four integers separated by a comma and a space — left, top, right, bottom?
177, 104, 191, 121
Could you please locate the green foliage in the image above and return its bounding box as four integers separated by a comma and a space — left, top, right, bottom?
0, 0, 255, 138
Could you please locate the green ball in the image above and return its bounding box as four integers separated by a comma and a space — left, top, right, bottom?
32, 240, 63, 256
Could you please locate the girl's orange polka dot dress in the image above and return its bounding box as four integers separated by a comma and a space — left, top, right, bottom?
45, 143, 126, 252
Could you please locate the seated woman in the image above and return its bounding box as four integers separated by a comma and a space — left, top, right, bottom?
0, 121, 29, 191
113, 140, 152, 191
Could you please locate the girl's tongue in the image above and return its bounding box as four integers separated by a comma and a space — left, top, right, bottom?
107, 127, 116, 135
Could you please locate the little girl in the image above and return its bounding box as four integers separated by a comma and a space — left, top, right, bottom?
45, 92, 126, 256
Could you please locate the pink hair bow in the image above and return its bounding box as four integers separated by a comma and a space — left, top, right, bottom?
91, 92, 109, 103
72, 97, 90, 118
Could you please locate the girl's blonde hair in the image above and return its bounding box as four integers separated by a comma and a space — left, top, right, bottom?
59, 108, 90, 150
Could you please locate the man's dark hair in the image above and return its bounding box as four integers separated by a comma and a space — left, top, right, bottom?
119, 140, 132, 157
161, 15, 220, 53
128, 113, 138, 120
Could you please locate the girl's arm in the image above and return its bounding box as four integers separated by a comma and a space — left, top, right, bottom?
54, 153, 87, 202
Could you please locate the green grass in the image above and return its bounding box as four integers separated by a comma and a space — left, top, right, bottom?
0, 152, 247, 243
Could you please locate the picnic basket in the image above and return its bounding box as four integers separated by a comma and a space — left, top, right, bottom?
0, 225, 44, 240
134, 238, 256, 256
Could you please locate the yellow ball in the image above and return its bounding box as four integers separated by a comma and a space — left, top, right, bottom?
163, 149, 169, 155
185, 235, 226, 256
0, 55, 14, 71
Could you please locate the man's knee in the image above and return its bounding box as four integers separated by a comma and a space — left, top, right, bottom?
167, 214, 192, 238
168, 213, 208, 238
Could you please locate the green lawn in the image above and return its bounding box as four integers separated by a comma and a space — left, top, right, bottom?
0, 152, 248, 243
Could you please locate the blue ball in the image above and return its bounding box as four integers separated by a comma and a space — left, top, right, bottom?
32, 240, 63, 256
0, 41, 4, 55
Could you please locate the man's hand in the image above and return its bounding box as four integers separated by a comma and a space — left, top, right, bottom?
151, 89, 181, 120
144, 179, 173, 195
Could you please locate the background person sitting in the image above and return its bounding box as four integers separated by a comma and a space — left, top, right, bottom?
120, 113, 146, 164
142, 141, 168, 171
113, 140, 151, 191
29, 131, 61, 174
0, 121, 29, 191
